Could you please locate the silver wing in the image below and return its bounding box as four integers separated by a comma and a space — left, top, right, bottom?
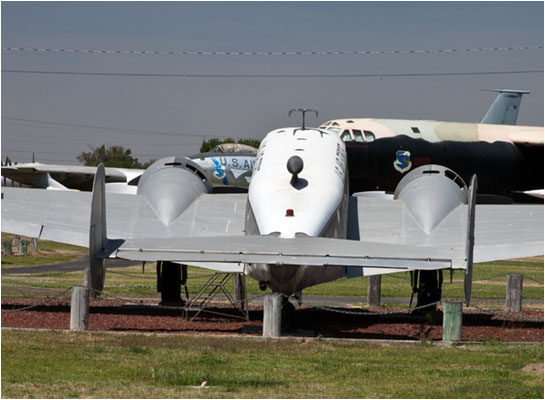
1, 188, 247, 247
349, 197, 543, 265
2, 178, 542, 268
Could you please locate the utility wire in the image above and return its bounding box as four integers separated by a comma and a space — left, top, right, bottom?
2, 69, 543, 78
2, 116, 233, 139
3, 46, 543, 56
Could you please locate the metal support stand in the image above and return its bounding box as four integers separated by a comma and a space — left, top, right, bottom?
184, 272, 248, 321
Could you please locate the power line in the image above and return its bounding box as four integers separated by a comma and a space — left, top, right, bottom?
1, 149, 72, 156
2, 116, 232, 139
2, 148, 187, 159
3, 46, 543, 57
2, 69, 543, 78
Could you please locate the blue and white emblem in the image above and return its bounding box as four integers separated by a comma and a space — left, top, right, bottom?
393, 150, 412, 173
211, 157, 228, 184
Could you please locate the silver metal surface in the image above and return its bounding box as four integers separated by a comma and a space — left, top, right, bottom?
113, 235, 458, 269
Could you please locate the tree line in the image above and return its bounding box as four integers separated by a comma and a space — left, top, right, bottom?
77, 138, 261, 167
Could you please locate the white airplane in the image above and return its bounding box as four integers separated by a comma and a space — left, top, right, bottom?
2, 123, 543, 329
319, 88, 535, 143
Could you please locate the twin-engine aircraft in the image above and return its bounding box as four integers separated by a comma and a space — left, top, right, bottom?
2, 125, 543, 322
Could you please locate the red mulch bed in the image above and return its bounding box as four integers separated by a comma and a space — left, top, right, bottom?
2, 296, 543, 342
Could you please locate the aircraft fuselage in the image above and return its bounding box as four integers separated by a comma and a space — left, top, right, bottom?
244, 127, 349, 294
346, 135, 543, 200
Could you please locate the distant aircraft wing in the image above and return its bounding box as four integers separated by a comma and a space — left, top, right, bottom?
1, 163, 142, 191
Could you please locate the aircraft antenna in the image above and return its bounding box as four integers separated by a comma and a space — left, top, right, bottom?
289, 109, 318, 130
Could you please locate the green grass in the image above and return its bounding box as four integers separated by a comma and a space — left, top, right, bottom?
3, 260, 543, 302
1, 234, 85, 268
1, 330, 543, 398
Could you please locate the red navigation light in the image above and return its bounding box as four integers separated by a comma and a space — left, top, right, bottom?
285, 209, 294, 217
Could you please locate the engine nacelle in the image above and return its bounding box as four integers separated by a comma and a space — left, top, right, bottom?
137, 157, 212, 225
394, 164, 469, 234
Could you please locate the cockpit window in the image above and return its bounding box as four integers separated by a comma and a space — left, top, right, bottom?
352, 129, 364, 142
327, 127, 341, 134
364, 131, 375, 142
331, 122, 340, 126
340, 130, 352, 142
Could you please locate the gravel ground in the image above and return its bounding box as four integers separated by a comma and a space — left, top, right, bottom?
2, 296, 543, 342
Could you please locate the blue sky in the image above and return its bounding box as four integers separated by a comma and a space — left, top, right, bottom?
2, 1, 543, 164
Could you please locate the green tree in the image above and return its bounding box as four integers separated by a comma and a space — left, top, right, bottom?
236, 138, 261, 149
200, 138, 260, 153
76, 145, 154, 168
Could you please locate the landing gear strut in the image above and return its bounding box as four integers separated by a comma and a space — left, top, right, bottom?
156, 261, 187, 306
411, 270, 443, 313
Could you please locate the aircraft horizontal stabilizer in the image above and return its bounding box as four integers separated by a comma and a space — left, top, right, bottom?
112, 235, 462, 270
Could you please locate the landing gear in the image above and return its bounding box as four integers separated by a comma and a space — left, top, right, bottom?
411, 270, 443, 314
156, 261, 187, 306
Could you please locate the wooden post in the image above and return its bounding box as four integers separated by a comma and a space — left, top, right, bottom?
234, 273, 246, 301
70, 286, 90, 331
30, 237, 39, 254
234, 273, 248, 319
367, 275, 381, 307
263, 293, 282, 338
506, 274, 523, 312
442, 300, 463, 342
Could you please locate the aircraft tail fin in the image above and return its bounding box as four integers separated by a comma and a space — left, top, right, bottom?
86, 163, 107, 296
86, 163, 125, 296
480, 89, 530, 125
